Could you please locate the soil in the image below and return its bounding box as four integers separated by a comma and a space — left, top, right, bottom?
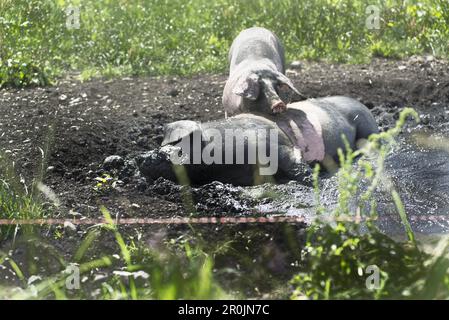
2, 56, 449, 221
1, 56, 449, 297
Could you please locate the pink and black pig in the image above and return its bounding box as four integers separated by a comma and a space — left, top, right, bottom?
223, 27, 306, 117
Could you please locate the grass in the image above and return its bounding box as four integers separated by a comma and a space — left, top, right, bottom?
1, 0, 449, 87
0, 153, 45, 241
1, 207, 229, 299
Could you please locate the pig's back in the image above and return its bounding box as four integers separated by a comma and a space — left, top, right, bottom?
229, 27, 285, 72
287, 97, 379, 159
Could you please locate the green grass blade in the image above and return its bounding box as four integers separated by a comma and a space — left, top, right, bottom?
392, 190, 416, 246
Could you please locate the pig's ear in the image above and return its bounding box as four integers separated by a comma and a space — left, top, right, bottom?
276, 73, 307, 101
232, 73, 260, 100
161, 121, 201, 146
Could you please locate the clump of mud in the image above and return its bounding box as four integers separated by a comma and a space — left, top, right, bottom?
141, 176, 254, 215
101, 150, 255, 214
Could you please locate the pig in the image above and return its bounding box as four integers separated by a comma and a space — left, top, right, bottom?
137, 96, 378, 186
222, 27, 306, 117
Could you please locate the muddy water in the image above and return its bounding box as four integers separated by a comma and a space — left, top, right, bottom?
380, 134, 449, 234
193, 126, 449, 235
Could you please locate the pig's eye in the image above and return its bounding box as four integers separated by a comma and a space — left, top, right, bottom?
278, 83, 290, 92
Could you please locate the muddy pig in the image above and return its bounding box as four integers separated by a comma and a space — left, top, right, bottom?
136, 96, 378, 186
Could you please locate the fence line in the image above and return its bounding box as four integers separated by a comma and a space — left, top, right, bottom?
0, 214, 446, 226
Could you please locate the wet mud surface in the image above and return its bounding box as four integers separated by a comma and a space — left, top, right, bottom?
2, 57, 449, 297
2, 57, 449, 228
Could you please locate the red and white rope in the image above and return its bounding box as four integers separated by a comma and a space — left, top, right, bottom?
0, 214, 447, 226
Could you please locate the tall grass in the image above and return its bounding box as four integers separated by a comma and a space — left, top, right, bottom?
0, 153, 45, 241
1, 207, 227, 300
1, 0, 449, 87
291, 108, 449, 299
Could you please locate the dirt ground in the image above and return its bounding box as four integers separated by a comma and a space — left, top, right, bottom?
2, 57, 449, 297
1, 57, 449, 221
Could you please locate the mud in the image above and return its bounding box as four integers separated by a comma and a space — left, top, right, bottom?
1, 57, 449, 229
2, 57, 449, 297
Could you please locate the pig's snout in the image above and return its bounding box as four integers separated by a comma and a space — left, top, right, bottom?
271, 100, 286, 114
260, 78, 287, 114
